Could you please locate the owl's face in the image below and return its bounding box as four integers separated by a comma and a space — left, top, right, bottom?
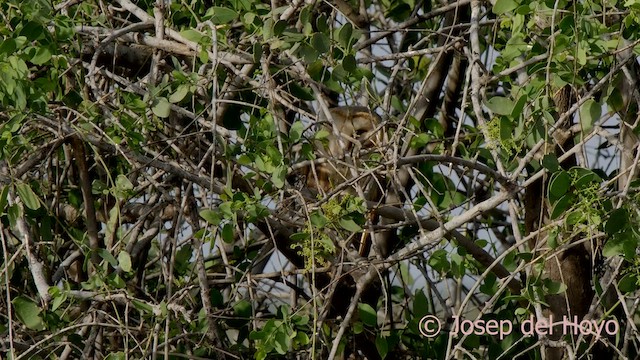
325, 107, 382, 158
309, 106, 383, 194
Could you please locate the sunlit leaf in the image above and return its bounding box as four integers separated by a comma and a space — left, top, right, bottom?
200, 209, 222, 226
205, 7, 238, 24
13, 296, 45, 331
338, 218, 361, 232
151, 97, 171, 118
169, 84, 190, 103
493, 0, 519, 14
118, 251, 132, 272
579, 98, 600, 133
486, 96, 514, 115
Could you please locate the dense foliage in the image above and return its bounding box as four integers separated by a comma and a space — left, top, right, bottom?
2, 0, 640, 358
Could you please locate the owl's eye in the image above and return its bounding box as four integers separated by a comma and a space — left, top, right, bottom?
354, 129, 368, 137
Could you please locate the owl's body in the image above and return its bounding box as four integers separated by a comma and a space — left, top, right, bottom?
302, 106, 388, 257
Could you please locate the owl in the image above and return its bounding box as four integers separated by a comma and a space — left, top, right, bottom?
306, 106, 383, 197
303, 106, 387, 257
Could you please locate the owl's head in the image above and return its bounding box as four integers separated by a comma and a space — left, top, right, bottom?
309, 106, 383, 194
321, 106, 382, 158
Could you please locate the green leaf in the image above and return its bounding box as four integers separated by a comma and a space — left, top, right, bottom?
358, 303, 377, 327
289, 121, 304, 143
618, 274, 639, 293
343, 54, 357, 72
413, 290, 429, 319
233, 299, 252, 318
544, 279, 567, 294
353, 321, 364, 334
299, 5, 312, 26
375, 336, 389, 359
293, 314, 309, 326
115, 174, 133, 197
7, 204, 20, 228
550, 193, 573, 219
511, 94, 527, 118
480, 273, 497, 295
14, 85, 27, 110
549, 171, 571, 199
31, 46, 52, 65
565, 210, 583, 225
255, 350, 267, 360
428, 249, 450, 273
410, 133, 431, 149
299, 44, 319, 63
13, 296, 45, 331
338, 23, 353, 48
309, 211, 328, 227
387, 3, 411, 21
20, 21, 45, 41
109, 273, 126, 289
199, 48, 209, 63
547, 228, 558, 248
572, 169, 600, 189
16, 183, 40, 210
314, 128, 330, 140
237, 154, 252, 166
312, 33, 330, 53
493, 0, 519, 14
252, 41, 263, 63
51, 290, 67, 312
175, 245, 193, 271
486, 96, 514, 115
205, 7, 238, 25
294, 331, 310, 346
200, 209, 222, 226
271, 166, 287, 188
542, 154, 560, 173
0, 38, 16, 55
339, 218, 362, 232
290, 232, 309, 241
424, 118, 444, 137
500, 117, 513, 141
151, 97, 171, 118
106, 206, 119, 244
273, 20, 287, 36
98, 249, 118, 267
288, 82, 315, 100
219, 201, 233, 218
605, 208, 627, 234
315, 14, 329, 33
118, 251, 132, 272
579, 98, 600, 133
274, 329, 290, 354
607, 87, 625, 112
222, 223, 234, 243
602, 233, 637, 258
180, 29, 205, 43
263, 18, 274, 40
132, 299, 154, 314
249, 328, 265, 340
169, 84, 190, 103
